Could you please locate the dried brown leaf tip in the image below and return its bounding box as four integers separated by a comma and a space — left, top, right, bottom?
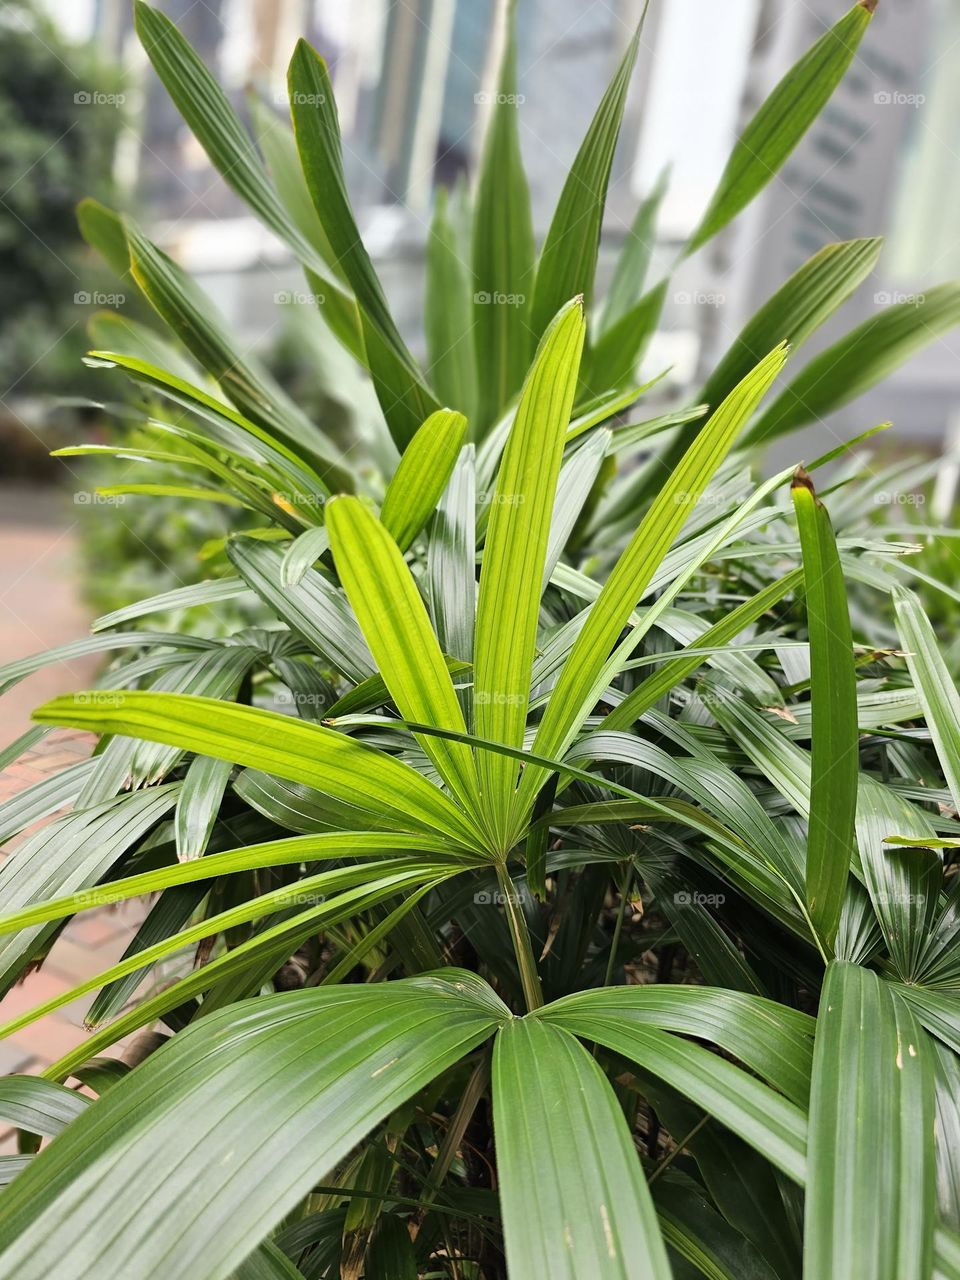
859, 0, 878, 13
791, 465, 816, 495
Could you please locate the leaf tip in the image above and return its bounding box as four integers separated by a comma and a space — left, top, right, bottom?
859, 0, 878, 13
791, 465, 815, 495
290, 37, 327, 75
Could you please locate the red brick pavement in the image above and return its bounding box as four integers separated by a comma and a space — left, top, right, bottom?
0, 492, 153, 1151
0, 492, 101, 747
0, 731, 149, 1151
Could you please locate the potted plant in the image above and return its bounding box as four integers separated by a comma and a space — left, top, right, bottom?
0, 3, 958, 1277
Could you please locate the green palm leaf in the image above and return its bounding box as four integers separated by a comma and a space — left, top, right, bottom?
426, 185, 478, 421
805, 962, 936, 1279
538, 999, 807, 1183
492, 1018, 671, 1279
530, 17, 644, 339
792, 469, 858, 952
33, 692, 481, 848
471, 0, 535, 432
380, 409, 469, 552
686, 1, 876, 254
326, 495, 483, 821
473, 298, 585, 845
0, 976, 505, 1280
287, 41, 439, 449
516, 344, 789, 827
746, 284, 960, 446
894, 587, 960, 814
699, 237, 882, 413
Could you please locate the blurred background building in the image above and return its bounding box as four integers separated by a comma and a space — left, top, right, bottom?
26, 0, 957, 457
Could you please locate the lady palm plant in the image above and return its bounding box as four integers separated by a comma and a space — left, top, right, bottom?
2, 1, 960, 1277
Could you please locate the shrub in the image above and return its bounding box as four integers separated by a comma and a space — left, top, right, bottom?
0, 0, 124, 471
1, 3, 959, 1277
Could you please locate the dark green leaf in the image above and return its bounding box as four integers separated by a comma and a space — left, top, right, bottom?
425, 185, 477, 421
747, 284, 960, 446
492, 1018, 670, 1280
471, 0, 535, 432
805, 962, 936, 1280
582, 281, 667, 397
0, 976, 504, 1279
792, 469, 858, 951
530, 19, 644, 338
686, 2, 875, 253
699, 237, 882, 412
287, 40, 439, 449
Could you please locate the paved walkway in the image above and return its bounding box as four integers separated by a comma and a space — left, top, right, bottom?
0, 491, 145, 1148
0, 732, 150, 1150
0, 486, 100, 747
